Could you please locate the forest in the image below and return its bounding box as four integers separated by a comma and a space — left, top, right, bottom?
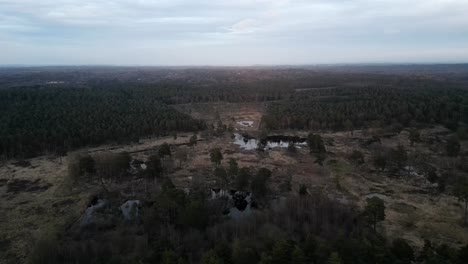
1, 66, 468, 264
0, 86, 205, 158
1, 67, 467, 158
263, 86, 468, 131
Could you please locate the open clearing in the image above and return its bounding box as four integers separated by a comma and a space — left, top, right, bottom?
173, 102, 265, 131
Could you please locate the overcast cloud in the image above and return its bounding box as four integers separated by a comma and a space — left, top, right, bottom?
0, 0, 467, 65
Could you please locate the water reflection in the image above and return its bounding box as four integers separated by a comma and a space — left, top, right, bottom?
233, 133, 307, 150
210, 189, 255, 219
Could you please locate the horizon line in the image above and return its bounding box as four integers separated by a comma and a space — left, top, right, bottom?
1, 62, 468, 68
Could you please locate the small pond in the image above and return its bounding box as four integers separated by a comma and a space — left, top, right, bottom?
210, 189, 256, 219
237, 121, 254, 127
120, 200, 141, 221
80, 198, 109, 226
233, 133, 307, 150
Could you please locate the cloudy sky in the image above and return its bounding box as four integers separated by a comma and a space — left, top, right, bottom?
1, 0, 467, 65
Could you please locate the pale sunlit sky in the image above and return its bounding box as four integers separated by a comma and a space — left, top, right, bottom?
1, 0, 468, 65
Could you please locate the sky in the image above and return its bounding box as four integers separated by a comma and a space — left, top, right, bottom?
1, 0, 468, 65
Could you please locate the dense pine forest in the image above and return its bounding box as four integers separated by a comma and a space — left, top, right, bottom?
0, 86, 205, 158
1, 67, 467, 158
263, 86, 468, 131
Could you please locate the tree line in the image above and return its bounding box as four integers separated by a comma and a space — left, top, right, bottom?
2, 70, 467, 158
263, 86, 468, 131
0, 87, 205, 158
29, 180, 468, 264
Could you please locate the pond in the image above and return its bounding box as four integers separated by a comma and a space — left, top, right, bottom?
120, 200, 141, 221
80, 198, 109, 226
210, 189, 256, 219
233, 133, 307, 150
79, 198, 142, 227
237, 121, 254, 127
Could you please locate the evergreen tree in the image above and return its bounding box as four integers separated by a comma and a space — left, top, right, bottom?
390, 145, 407, 173
159, 143, 172, 157
232, 240, 258, 264
236, 167, 250, 191
174, 148, 188, 168
161, 249, 178, 264
307, 133, 326, 154
327, 252, 342, 264
373, 153, 387, 172
210, 148, 223, 166
299, 184, 308, 196
189, 134, 198, 146
203, 250, 224, 264
291, 246, 306, 264
251, 168, 271, 198
390, 239, 414, 264
457, 244, 468, 264
454, 178, 468, 225
409, 129, 421, 146
364, 197, 386, 232
228, 158, 239, 177
267, 240, 294, 264
214, 167, 228, 188
349, 150, 365, 165
446, 136, 461, 157
146, 154, 163, 179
